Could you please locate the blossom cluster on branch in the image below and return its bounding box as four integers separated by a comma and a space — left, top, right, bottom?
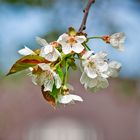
7, 27, 125, 107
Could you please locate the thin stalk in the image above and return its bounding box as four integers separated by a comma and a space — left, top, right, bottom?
64, 61, 69, 85
88, 36, 102, 40
83, 42, 91, 51
54, 54, 68, 70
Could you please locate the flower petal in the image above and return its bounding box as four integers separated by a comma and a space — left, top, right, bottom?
18, 46, 35, 56
43, 45, 53, 54
39, 45, 53, 58
97, 62, 108, 72
54, 48, 61, 57
62, 43, 72, 54
109, 61, 122, 69
98, 77, 109, 89
36, 36, 48, 46
100, 73, 109, 78
44, 78, 54, 92
84, 66, 97, 79
110, 32, 125, 51
38, 63, 51, 71
31, 75, 38, 85
118, 33, 126, 42
72, 43, 84, 53
82, 51, 94, 59
57, 33, 69, 44
53, 73, 62, 89
118, 44, 124, 51
80, 72, 88, 85
40, 45, 56, 61
58, 95, 73, 104
69, 94, 83, 102
91, 77, 109, 92
44, 49, 60, 62
58, 94, 83, 104
75, 36, 86, 43
94, 51, 108, 60
80, 72, 97, 88
31, 72, 46, 86
108, 61, 121, 77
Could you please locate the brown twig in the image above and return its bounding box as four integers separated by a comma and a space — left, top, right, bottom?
78, 0, 95, 33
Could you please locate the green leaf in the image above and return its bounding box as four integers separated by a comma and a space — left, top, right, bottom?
50, 85, 60, 100
7, 55, 48, 76
56, 66, 64, 81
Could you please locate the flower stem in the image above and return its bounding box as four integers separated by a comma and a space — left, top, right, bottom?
54, 54, 68, 70
82, 42, 91, 51
64, 61, 69, 85
87, 36, 102, 40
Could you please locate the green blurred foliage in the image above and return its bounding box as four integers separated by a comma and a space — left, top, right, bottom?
43, 30, 63, 42
0, 0, 84, 7
0, 0, 56, 7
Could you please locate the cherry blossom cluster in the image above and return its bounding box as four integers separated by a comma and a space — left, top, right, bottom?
8, 27, 125, 106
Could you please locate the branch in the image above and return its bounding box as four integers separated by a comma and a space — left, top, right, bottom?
78, 0, 95, 33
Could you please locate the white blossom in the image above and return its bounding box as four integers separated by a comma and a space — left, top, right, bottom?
57, 33, 86, 54
107, 61, 122, 77
18, 46, 35, 56
80, 51, 109, 91
110, 32, 126, 51
82, 51, 109, 79
58, 94, 83, 104
57, 83, 83, 104
30, 63, 62, 92
36, 37, 61, 62
80, 71, 109, 91
80, 51, 122, 91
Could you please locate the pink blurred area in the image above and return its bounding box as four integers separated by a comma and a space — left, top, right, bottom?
0, 72, 140, 140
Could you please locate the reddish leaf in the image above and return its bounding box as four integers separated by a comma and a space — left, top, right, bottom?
41, 86, 56, 107
7, 55, 49, 75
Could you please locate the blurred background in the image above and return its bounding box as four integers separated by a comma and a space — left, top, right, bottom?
0, 0, 140, 140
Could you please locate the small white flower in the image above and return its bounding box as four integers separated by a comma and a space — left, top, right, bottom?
30, 63, 62, 92
58, 94, 83, 104
110, 32, 126, 51
107, 61, 122, 77
82, 51, 109, 79
36, 37, 61, 62
18, 46, 35, 56
80, 51, 110, 91
57, 33, 86, 54
80, 71, 109, 91
80, 51, 122, 91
